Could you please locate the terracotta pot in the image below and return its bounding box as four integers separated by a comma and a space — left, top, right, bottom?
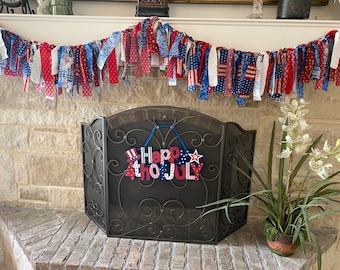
266, 234, 298, 257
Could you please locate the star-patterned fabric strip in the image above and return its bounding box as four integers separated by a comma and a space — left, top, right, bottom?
282, 48, 295, 95
211, 47, 227, 93
187, 42, 199, 91
40, 42, 55, 99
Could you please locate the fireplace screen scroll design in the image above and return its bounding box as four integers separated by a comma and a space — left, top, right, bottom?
81, 106, 256, 244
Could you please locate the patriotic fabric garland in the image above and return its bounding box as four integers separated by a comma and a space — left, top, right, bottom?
0, 17, 340, 105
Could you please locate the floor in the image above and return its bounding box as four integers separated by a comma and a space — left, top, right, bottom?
0, 205, 338, 270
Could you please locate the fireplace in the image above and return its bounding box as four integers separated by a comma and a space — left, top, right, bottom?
81, 106, 256, 244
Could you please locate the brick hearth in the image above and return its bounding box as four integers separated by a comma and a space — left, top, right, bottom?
0, 205, 338, 270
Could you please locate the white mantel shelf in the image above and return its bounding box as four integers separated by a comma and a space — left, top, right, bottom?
1, 14, 340, 51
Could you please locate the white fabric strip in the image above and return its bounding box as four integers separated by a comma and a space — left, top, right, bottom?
208, 46, 218, 87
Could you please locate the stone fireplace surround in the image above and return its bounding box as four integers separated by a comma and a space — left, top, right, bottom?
0, 14, 340, 269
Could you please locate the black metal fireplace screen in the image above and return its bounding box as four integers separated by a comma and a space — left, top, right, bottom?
81, 106, 256, 244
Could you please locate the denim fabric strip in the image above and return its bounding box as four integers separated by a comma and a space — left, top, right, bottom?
157, 23, 173, 58
84, 42, 93, 83
323, 37, 333, 91
199, 46, 211, 100
97, 31, 122, 70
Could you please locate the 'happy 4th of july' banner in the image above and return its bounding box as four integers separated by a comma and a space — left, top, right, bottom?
124, 146, 204, 181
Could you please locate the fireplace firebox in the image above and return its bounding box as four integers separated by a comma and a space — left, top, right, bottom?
81, 106, 256, 244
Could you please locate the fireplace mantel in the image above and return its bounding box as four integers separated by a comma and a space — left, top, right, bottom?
1, 14, 340, 51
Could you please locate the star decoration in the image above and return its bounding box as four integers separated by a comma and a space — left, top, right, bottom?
188, 149, 203, 164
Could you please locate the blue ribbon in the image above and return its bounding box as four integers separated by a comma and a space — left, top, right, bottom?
296, 45, 306, 98
199, 46, 211, 100
168, 32, 184, 60
322, 37, 332, 91
141, 18, 150, 49
143, 124, 187, 150
84, 42, 93, 83
156, 23, 174, 58
97, 31, 122, 70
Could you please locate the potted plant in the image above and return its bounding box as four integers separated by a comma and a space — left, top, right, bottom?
198, 96, 340, 270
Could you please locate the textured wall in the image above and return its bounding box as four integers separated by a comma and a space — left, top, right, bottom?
0, 67, 340, 231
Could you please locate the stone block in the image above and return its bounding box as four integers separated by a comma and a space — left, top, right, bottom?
0, 218, 34, 270
50, 233, 82, 269
139, 241, 158, 269
201, 245, 218, 269
124, 239, 144, 269
0, 109, 79, 128
230, 246, 248, 269
230, 107, 260, 130
19, 186, 50, 202
171, 242, 186, 269
0, 151, 17, 201
79, 234, 107, 269
301, 83, 340, 120
65, 235, 96, 269
216, 246, 232, 269
28, 154, 82, 188
94, 237, 119, 269
29, 126, 77, 152
0, 235, 3, 264
48, 188, 84, 209
0, 76, 55, 110
110, 238, 131, 269
0, 125, 28, 148
75, 103, 130, 124
13, 153, 29, 185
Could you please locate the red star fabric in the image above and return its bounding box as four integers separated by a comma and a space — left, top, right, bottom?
282, 48, 295, 95
79, 45, 92, 96
147, 17, 159, 56
224, 48, 235, 97
40, 42, 55, 99
107, 48, 119, 84
302, 45, 314, 83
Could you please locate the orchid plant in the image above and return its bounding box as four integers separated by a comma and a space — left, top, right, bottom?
199, 96, 340, 270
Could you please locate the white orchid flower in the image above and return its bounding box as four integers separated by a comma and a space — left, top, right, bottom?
336, 154, 340, 163
301, 134, 311, 144
285, 135, 293, 143
309, 158, 324, 173
278, 147, 292, 159
299, 119, 309, 130
310, 148, 322, 159
294, 144, 308, 155
299, 98, 307, 105
287, 111, 297, 121
280, 96, 340, 180
336, 138, 340, 147
316, 163, 333, 179
322, 140, 331, 153
278, 117, 286, 124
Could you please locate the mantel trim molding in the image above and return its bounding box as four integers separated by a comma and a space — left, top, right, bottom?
1, 14, 340, 51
